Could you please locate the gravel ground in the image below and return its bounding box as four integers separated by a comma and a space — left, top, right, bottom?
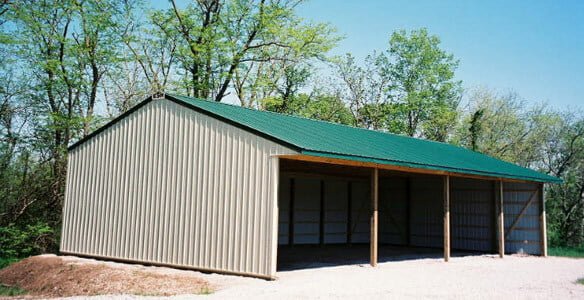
26, 255, 584, 299
197, 255, 584, 300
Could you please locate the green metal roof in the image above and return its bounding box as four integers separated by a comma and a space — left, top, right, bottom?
165, 94, 559, 183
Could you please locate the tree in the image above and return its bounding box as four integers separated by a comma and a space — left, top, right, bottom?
0, 0, 140, 239
262, 91, 354, 125
331, 53, 388, 129
454, 89, 558, 166
454, 88, 584, 247
383, 28, 461, 140
543, 116, 584, 246
160, 0, 337, 102
332, 29, 461, 140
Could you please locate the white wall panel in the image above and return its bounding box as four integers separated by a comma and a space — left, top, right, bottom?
503, 182, 542, 255
323, 179, 348, 244
61, 98, 296, 278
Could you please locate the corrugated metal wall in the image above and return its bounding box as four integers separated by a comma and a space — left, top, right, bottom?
323, 179, 349, 244
450, 178, 495, 252
379, 177, 408, 245
277, 174, 369, 245
60, 98, 296, 278
503, 182, 542, 255
409, 176, 444, 248
350, 181, 371, 243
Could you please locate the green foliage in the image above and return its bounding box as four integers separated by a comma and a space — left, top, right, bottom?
577, 278, 584, 285
549, 246, 584, 258
0, 223, 54, 258
332, 28, 461, 140
384, 28, 462, 140
0, 284, 27, 296
0, 257, 20, 269
155, 0, 338, 103
263, 93, 354, 125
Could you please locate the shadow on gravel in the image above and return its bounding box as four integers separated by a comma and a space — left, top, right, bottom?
277, 244, 485, 271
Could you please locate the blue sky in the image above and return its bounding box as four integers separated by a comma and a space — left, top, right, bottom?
153, 0, 584, 109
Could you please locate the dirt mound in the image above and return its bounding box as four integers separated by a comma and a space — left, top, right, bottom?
0, 254, 211, 298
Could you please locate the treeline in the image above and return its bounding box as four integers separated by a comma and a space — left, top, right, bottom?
0, 0, 582, 257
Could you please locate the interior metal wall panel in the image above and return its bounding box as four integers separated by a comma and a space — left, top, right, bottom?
60, 98, 296, 278
277, 175, 291, 245
450, 178, 494, 252
292, 177, 321, 244
350, 181, 370, 243
379, 177, 408, 245
409, 176, 443, 248
323, 179, 349, 244
277, 174, 369, 245
503, 182, 542, 255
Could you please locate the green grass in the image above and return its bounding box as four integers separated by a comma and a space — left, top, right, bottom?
0, 284, 27, 296
0, 257, 20, 269
549, 246, 584, 258
577, 278, 584, 285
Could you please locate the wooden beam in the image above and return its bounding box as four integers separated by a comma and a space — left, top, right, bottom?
504, 190, 538, 240
497, 180, 505, 258
540, 183, 548, 257
279, 154, 537, 183
370, 168, 379, 267
443, 175, 451, 262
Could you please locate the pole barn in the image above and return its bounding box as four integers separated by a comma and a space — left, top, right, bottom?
60, 94, 559, 279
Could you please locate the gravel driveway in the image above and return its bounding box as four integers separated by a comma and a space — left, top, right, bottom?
190, 255, 584, 300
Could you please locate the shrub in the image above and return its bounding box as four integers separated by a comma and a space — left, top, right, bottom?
0, 222, 54, 258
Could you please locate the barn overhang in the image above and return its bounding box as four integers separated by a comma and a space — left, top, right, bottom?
276, 154, 548, 268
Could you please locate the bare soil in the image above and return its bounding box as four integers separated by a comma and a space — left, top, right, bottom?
0, 254, 211, 298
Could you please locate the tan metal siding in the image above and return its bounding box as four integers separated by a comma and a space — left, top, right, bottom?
61, 99, 296, 278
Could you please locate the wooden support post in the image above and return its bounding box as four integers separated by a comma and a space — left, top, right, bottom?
497, 180, 505, 258
540, 183, 548, 257
443, 175, 450, 262
370, 168, 378, 267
